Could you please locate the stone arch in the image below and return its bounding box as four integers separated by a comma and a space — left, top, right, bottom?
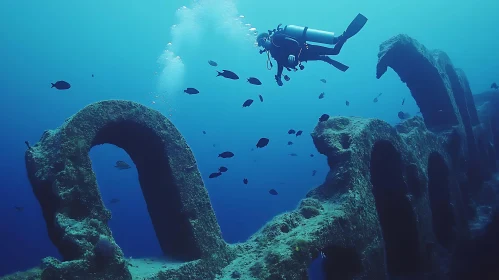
370, 140, 423, 277
25, 100, 226, 278
445, 62, 477, 156
427, 152, 456, 249
376, 35, 459, 132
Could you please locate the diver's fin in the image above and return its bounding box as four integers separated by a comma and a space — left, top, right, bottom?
327, 58, 349, 72
331, 13, 368, 55
344, 13, 368, 39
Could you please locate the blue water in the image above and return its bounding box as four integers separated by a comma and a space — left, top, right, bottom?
1, 0, 498, 277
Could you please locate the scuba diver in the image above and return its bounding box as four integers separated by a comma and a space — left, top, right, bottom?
256, 13, 368, 86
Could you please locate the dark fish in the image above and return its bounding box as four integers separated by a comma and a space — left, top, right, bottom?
259, 94, 263, 102
115, 160, 131, 170
91, 74, 94, 78
320, 79, 327, 83
217, 70, 239, 80
202, 131, 206, 134
247, 77, 262, 85
287, 141, 293, 145
398, 111, 410, 120
51, 81, 71, 90
24, 141, 31, 150
319, 114, 330, 122
242, 99, 254, 107
373, 92, 382, 103
289, 153, 298, 156
492, 82, 498, 89
219, 166, 228, 172
269, 189, 278, 195
209, 172, 222, 178
318, 92, 325, 99
288, 129, 296, 134
243, 178, 248, 184
402, 98, 406, 105
208, 60, 218, 66
218, 151, 234, 158
296, 130, 303, 137
346, 100, 350, 106
213, 144, 216, 147
184, 87, 199, 95
14, 206, 24, 212
312, 170, 317, 176
109, 198, 120, 204
256, 138, 269, 148
310, 154, 314, 157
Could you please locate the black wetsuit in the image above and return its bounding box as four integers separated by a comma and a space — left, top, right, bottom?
268, 32, 347, 85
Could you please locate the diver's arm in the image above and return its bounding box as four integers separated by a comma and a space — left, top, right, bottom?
275, 63, 284, 86
276, 63, 284, 77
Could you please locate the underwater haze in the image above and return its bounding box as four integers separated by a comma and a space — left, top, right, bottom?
0, 0, 498, 277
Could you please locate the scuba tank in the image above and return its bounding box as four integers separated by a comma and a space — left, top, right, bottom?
281, 25, 337, 45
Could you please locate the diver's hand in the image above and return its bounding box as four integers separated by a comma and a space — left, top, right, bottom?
288, 55, 296, 65
275, 75, 283, 86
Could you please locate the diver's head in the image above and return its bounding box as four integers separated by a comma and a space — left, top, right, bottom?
256, 33, 271, 50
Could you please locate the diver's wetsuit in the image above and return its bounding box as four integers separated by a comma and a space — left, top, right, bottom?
268, 32, 347, 80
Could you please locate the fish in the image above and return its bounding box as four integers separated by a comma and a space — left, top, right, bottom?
109, 198, 120, 204
217, 70, 239, 80
312, 170, 317, 176
289, 153, 298, 156
14, 206, 24, 212
51, 81, 71, 90
492, 82, 498, 89
209, 172, 222, 178
24, 141, 31, 150
202, 131, 207, 134
346, 100, 350, 106
269, 189, 278, 195
242, 99, 254, 107
310, 154, 314, 157
247, 77, 262, 85
259, 94, 264, 102
288, 129, 296, 134
91, 74, 94, 78
318, 92, 325, 99
373, 92, 382, 103
296, 130, 303, 137
218, 151, 234, 158
320, 79, 327, 83
319, 114, 330, 122
115, 160, 131, 170
243, 178, 248, 184
398, 111, 411, 120
184, 88, 199, 95
256, 138, 269, 148
287, 141, 293, 145
208, 60, 218, 66
402, 98, 406, 105
219, 166, 228, 172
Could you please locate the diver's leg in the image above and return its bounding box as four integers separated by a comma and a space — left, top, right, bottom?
300, 48, 349, 72
305, 44, 342, 56
318, 55, 349, 72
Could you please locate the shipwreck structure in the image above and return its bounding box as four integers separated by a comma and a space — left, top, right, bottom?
3, 34, 498, 280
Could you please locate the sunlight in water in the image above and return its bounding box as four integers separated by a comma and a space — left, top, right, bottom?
156, 0, 257, 104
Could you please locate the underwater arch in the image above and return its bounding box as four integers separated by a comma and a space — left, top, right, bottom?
427, 151, 456, 249
25, 100, 227, 278
369, 140, 423, 277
